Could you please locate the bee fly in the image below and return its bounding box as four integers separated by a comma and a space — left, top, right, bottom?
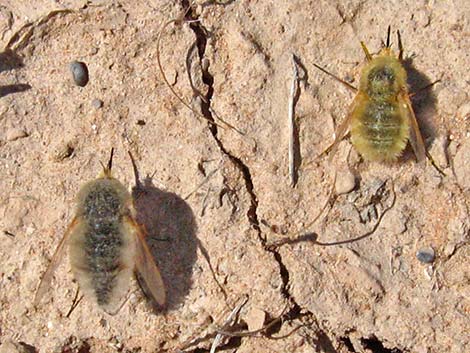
315, 26, 438, 163
34, 149, 166, 314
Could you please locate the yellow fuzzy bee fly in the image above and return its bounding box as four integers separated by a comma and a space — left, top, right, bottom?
34, 149, 166, 314
315, 26, 436, 163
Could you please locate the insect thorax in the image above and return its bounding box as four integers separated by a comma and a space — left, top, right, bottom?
360, 56, 407, 101
80, 179, 128, 224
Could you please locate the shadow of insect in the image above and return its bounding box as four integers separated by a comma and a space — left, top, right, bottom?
129, 154, 198, 312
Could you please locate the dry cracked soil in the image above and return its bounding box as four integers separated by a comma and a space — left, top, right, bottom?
0, 1, 469, 353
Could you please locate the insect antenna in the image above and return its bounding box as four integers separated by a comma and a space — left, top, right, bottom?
107, 147, 114, 171
397, 29, 404, 61
98, 148, 114, 178
386, 25, 391, 48
128, 151, 143, 190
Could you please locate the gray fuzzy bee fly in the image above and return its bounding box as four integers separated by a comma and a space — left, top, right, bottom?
34, 149, 165, 314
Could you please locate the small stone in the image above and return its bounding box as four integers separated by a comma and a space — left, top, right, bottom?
457, 102, 470, 120
379, 209, 407, 234
424, 265, 434, 280
167, 68, 178, 85
454, 139, 470, 191
335, 168, 356, 195
416, 246, 435, 264
201, 57, 210, 71
245, 307, 266, 331
70, 61, 89, 87
447, 140, 458, 156
443, 242, 457, 257
91, 98, 103, 109
6, 127, 28, 141
428, 135, 448, 168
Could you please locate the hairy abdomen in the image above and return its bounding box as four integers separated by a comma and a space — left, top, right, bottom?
351, 95, 409, 161
85, 223, 122, 305
69, 222, 135, 314
69, 180, 136, 314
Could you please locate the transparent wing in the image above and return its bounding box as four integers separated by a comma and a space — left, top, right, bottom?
34, 217, 79, 306
125, 216, 166, 307
401, 92, 426, 163
318, 93, 362, 162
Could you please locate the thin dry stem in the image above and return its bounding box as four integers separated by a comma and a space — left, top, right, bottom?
209, 295, 249, 353
288, 54, 300, 187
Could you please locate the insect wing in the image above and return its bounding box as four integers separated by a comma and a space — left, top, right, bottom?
320, 93, 362, 161
34, 217, 79, 306
126, 216, 166, 307
401, 92, 426, 163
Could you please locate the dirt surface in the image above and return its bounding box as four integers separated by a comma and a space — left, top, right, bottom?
0, 1, 469, 352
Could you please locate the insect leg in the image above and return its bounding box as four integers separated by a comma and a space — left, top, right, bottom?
409, 79, 441, 98
312, 63, 357, 92
65, 285, 84, 318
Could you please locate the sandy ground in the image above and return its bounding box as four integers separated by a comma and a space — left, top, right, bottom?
0, 1, 469, 352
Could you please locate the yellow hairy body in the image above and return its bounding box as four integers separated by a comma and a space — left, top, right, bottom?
351, 54, 410, 162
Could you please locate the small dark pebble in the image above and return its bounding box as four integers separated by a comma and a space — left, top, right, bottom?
416, 247, 435, 264
91, 98, 103, 109
136, 119, 146, 126
70, 61, 89, 87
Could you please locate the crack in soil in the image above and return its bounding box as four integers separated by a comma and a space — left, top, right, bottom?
179, 4, 409, 353
181, 1, 331, 345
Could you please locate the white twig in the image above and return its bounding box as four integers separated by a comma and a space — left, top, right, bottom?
289, 54, 300, 187
210, 295, 249, 353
